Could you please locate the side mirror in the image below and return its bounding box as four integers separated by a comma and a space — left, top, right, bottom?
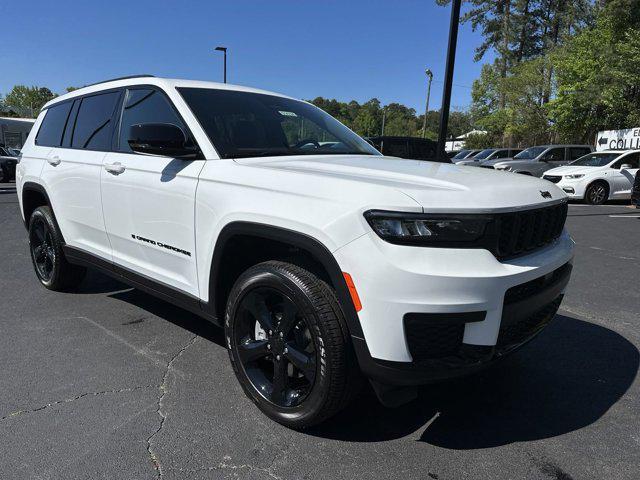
620, 164, 632, 170
127, 123, 198, 158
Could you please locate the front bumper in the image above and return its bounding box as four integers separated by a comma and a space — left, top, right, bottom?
334, 230, 574, 385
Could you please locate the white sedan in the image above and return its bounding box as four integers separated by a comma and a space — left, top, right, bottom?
542, 150, 640, 204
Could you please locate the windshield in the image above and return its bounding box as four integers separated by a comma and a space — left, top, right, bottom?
473, 149, 496, 160
177, 88, 380, 159
514, 146, 547, 159
570, 152, 621, 167
452, 150, 470, 159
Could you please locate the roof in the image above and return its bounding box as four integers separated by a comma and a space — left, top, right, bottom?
43, 76, 295, 110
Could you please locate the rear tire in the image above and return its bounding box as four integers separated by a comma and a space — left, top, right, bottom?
28, 206, 86, 291
585, 181, 608, 205
225, 261, 361, 429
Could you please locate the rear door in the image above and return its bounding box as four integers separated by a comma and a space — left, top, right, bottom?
100, 86, 205, 296
39, 91, 121, 260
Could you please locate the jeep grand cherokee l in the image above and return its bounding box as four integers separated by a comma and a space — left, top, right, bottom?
16, 75, 574, 428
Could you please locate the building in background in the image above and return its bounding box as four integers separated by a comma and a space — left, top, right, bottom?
0, 117, 36, 149
445, 130, 487, 151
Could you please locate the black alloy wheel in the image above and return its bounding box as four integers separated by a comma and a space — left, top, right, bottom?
225, 261, 361, 428
233, 287, 316, 408
29, 215, 56, 283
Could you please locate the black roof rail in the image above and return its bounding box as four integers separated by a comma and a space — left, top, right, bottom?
83, 74, 156, 88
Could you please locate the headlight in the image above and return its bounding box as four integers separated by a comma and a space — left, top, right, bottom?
364, 210, 491, 245
564, 174, 584, 179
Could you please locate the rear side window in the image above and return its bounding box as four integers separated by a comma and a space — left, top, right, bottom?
35, 102, 73, 147
118, 88, 187, 153
569, 147, 591, 160
493, 149, 510, 159
72, 91, 120, 150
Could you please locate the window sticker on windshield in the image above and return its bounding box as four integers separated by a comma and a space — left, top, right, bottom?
278, 111, 298, 117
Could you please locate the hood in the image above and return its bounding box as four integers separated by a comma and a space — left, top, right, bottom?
544, 165, 600, 175
236, 154, 567, 212
454, 159, 480, 166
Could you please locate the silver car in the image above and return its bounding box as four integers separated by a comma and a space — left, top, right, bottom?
480, 145, 593, 176
456, 147, 522, 166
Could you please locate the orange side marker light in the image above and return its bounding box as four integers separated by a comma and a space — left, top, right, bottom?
342, 272, 362, 312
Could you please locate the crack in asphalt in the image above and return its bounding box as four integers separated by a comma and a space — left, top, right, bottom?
146, 334, 199, 478
0, 385, 159, 421
170, 454, 284, 480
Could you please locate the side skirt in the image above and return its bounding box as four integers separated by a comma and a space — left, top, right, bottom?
62, 245, 219, 325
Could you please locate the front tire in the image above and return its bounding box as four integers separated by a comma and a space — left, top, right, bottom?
585, 181, 608, 205
225, 261, 360, 429
28, 206, 86, 291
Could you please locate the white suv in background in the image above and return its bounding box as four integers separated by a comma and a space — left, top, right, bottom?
543, 150, 640, 204
16, 76, 574, 428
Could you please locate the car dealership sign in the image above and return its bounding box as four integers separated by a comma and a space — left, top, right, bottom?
596, 128, 640, 151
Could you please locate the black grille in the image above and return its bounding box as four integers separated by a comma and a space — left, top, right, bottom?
404, 320, 464, 361
480, 165, 494, 169
495, 202, 567, 260
497, 295, 562, 349
543, 175, 562, 184
504, 263, 571, 304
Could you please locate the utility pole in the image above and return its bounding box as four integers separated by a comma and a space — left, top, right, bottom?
436, 0, 462, 160
422, 69, 433, 139
214, 46, 227, 83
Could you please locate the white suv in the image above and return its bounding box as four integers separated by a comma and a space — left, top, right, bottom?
543, 150, 640, 204
17, 76, 574, 428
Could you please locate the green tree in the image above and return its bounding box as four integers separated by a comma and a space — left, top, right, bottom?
4, 86, 56, 118
548, 1, 640, 142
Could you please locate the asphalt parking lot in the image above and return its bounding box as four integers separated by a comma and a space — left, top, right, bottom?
1, 184, 639, 480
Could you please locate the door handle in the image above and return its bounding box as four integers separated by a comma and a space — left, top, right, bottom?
104, 162, 126, 175
47, 156, 61, 166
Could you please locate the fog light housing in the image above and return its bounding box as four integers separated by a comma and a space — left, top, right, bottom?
562, 187, 575, 194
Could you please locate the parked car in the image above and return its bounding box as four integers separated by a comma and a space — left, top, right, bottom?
484, 144, 593, 176
367, 136, 445, 162
456, 147, 522, 166
447, 150, 460, 158
0, 146, 18, 182
451, 149, 481, 161
17, 75, 574, 428
542, 150, 640, 205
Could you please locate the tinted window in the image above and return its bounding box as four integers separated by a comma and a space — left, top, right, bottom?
36, 102, 73, 147
569, 147, 591, 160
72, 92, 120, 150
544, 147, 565, 162
61, 99, 80, 148
178, 88, 379, 159
493, 149, 510, 159
118, 89, 187, 153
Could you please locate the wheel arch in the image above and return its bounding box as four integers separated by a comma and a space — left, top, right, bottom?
21, 182, 52, 229
206, 222, 364, 339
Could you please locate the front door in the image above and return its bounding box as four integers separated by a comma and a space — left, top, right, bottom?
611, 152, 640, 197
100, 87, 205, 296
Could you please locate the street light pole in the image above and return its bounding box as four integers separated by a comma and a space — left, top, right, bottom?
436, 0, 462, 160
214, 46, 227, 83
422, 69, 433, 139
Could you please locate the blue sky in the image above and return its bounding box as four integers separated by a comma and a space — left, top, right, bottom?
0, 0, 493, 113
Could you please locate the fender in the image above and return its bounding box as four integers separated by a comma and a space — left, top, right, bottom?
205, 221, 364, 339
21, 181, 53, 228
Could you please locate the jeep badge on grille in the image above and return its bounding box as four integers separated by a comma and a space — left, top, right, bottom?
540, 191, 552, 199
